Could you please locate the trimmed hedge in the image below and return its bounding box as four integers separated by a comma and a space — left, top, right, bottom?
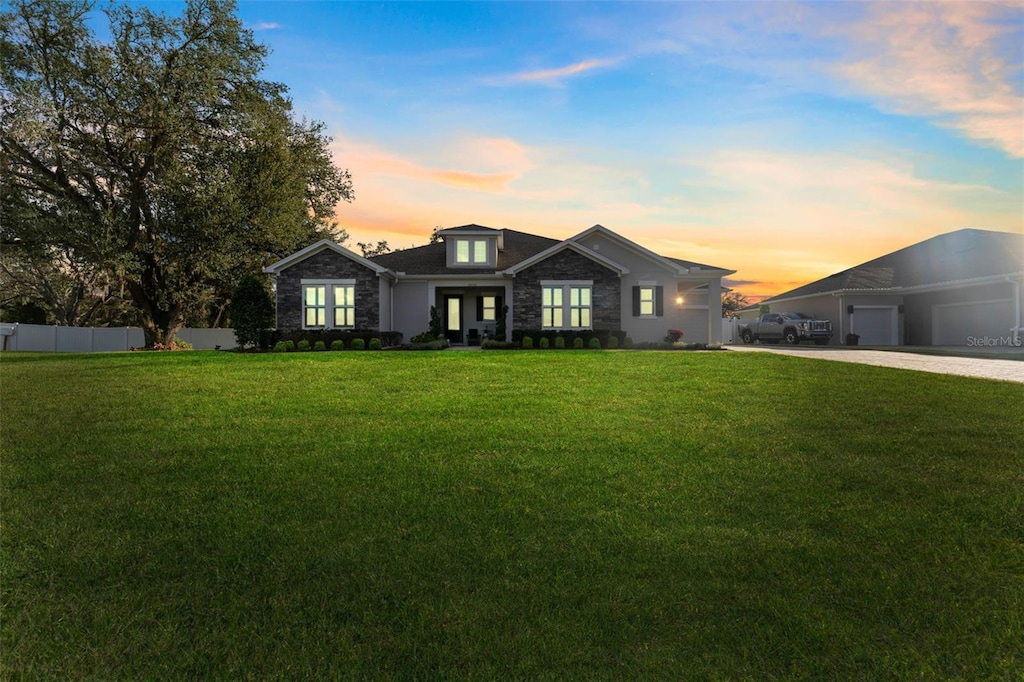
268, 329, 402, 350
512, 329, 626, 348
481, 340, 516, 350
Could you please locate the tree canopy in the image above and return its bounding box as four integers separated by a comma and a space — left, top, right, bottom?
0, 0, 352, 345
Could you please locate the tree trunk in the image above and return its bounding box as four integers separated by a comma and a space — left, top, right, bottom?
141, 315, 186, 348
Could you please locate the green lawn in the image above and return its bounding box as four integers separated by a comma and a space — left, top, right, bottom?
2, 350, 1021, 679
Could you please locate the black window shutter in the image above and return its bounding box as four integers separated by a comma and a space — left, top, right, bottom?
632, 286, 641, 317
495, 296, 502, 320
655, 287, 664, 317
476, 296, 484, 321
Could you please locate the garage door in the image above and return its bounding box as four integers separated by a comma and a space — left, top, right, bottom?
933, 299, 1013, 346
852, 307, 898, 346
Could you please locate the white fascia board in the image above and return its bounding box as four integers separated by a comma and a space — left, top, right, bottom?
757, 271, 1022, 306
675, 269, 735, 281
873, 272, 1022, 295
263, 239, 391, 275
395, 273, 509, 282
505, 240, 629, 276
569, 224, 687, 275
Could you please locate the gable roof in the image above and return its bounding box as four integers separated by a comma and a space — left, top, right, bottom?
570, 224, 735, 275
370, 229, 559, 275
262, 239, 391, 275
504, 239, 630, 276
753, 229, 1024, 306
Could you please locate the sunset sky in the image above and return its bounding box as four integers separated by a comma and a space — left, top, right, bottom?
175, 2, 1024, 298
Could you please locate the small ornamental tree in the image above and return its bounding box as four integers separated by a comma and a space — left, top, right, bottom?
231, 274, 275, 348
495, 305, 509, 341
428, 305, 442, 338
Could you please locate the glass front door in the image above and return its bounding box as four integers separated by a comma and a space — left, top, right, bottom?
445, 295, 463, 344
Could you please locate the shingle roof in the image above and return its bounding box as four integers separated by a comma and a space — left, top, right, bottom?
755, 229, 1023, 305
439, 224, 502, 233
665, 256, 733, 272
370, 228, 559, 275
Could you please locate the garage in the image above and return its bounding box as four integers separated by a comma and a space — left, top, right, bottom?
851, 306, 898, 346
932, 299, 1014, 346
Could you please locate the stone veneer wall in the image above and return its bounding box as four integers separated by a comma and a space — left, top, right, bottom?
512, 249, 621, 330
275, 249, 380, 330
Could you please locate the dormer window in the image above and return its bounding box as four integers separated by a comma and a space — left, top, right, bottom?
438, 226, 502, 268
455, 238, 489, 264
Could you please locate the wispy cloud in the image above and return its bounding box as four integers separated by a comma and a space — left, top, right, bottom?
252, 21, 282, 31
330, 135, 532, 193
829, 2, 1023, 158
486, 57, 622, 86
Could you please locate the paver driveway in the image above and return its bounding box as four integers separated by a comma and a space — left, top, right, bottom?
727, 345, 1024, 384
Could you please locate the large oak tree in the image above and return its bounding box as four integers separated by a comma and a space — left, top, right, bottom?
1, 0, 352, 345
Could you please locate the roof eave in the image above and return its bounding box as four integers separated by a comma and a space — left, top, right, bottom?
263, 239, 390, 275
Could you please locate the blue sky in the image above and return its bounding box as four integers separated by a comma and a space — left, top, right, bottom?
139, 2, 1024, 297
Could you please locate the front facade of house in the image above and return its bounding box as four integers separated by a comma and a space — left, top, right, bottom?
264, 224, 735, 345
735, 229, 1024, 347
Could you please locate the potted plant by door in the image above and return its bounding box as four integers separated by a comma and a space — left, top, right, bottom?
845, 333, 860, 346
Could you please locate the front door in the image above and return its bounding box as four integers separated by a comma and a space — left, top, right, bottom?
445, 295, 463, 344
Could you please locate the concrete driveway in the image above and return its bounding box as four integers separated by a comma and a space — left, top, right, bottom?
726, 345, 1024, 384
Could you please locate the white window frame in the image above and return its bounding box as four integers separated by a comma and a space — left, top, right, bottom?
542, 286, 563, 328
454, 238, 490, 265
481, 295, 497, 322
541, 280, 593, 330
301, 279, 356, 330
638, 282, 657, 318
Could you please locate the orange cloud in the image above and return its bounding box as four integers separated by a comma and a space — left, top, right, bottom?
330, 136, 521, 192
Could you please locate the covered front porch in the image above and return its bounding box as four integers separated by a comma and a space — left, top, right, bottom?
432, 281, 511, 345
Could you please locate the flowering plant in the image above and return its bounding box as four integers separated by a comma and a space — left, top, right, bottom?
664, 329, 685, 343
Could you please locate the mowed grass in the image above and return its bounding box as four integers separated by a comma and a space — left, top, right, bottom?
1, 350, 1021, 679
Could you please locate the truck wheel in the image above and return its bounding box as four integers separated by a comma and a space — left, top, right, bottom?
784, 329, 800, 344
741, 330, 754, 344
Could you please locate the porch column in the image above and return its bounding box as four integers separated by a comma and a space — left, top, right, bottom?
708, 278, 722, 344
504, 281, 514, 340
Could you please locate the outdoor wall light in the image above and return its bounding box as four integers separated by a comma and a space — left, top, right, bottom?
675, 295, 685, 307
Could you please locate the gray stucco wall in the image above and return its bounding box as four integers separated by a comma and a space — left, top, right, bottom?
391, 280, 430, 340
512, 249, 621, 330
275, 249, 381, 330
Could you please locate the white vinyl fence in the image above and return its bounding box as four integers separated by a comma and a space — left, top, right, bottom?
0, 323, 237, 352
722, 317, 740, 344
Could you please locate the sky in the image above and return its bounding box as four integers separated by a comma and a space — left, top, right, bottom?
149, 2, 1024, 299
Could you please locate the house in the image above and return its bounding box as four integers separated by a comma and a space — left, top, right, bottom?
736, 229, 1024, 347
263, 224, 735, 345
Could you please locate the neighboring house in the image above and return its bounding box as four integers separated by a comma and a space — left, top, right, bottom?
263, 224, 735, 345
736, 229, 1024, 347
